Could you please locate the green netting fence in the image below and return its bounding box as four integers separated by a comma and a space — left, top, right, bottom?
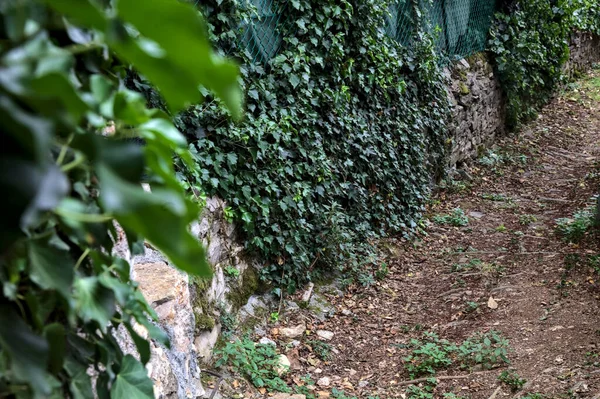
386, 0, 498, 61
203, 0, 498, 64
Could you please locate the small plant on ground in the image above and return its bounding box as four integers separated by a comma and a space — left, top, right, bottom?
451, 258, 483, 273
331, 388, 358, 399
556, 207, 596, 243
375, 262, 390, 280
439, 179, 471, 193
219, 306, 238, 337
307, 340, 332, 360
443, 393, 470, 399
224, 265, 240, 278
465, 301, 479, 313
214, 338, 290, 392
496, 224, 507, 233
482, 193, 510, 202
404, 333, 457, 377
405, 379, 437, 399
519, 214, 538, 226
432, 208, 469, 227
498, 370, 527, 391
269, 312, 280, 323
456, 330, 510, 369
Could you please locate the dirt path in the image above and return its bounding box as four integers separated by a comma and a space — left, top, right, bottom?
272, 69, 600, 399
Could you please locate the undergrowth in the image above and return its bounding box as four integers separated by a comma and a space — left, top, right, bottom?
555, 206, 597, 243
214, 338, 290, 392
432, 208, 469, 227
403, 331, 510, 378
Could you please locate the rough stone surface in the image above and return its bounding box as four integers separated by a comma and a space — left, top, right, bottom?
280, 323, 306, 339
447, 53, 505, 166
275, 354, 291, 376
448, 33, 600, 166
271, 394, 306, 399
195, 324, 220, 362
564, 32, 600, 77
316, 330, 334, 341
316, 376, 331, 387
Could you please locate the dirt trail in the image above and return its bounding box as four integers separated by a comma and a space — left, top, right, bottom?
276, 69, 600, 399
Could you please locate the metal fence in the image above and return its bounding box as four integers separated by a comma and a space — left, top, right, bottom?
386, 0, 497, 61
213, 0, 498, 64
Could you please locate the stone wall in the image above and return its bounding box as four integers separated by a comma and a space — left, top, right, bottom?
448, 32, 600, 166
447, 53, 506, 165
564, 32, 600, 77
117, 197, 262, 398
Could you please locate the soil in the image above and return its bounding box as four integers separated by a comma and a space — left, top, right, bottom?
219, 69, 600, 399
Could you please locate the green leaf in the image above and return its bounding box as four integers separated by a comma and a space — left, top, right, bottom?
0, 304, 50, 396
140, 118, 187, 149
125, 323, 151, 365
74, 277, 116, 331
111, 355, 154, 399
44, 0, 107, 30
44, 323, 66, 374
65, 358, 94, 399
97, 165, 210, 277
115, 0, 242, 117
29, 72, 88, 123
28, 237, 74, 299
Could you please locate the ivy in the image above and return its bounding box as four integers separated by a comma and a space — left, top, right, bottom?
177, 0, 452, 289
0, 0, 240, 397
488, 0, 600, 129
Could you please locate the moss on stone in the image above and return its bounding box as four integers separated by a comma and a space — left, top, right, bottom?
459, 81, 470, 95
195, 311, 215, 331
190, 273, 215, 332
226, 266, 259, 310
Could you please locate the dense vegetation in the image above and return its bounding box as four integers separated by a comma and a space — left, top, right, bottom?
178, 0, 451, 289
2, 0, 600, 396
0, 0, 239, 397
489, 0, 600, 128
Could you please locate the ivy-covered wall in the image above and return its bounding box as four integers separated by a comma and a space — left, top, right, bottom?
172, 0, 600, 290
177, 0, 452, 289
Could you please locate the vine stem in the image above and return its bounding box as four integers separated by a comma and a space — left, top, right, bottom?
75, 248, 90, 271
54, 208, 113, 223
56, 133, 74, 166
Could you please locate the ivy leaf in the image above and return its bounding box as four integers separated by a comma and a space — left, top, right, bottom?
289, 74, 301, 88
28, 237, 74, 299
111, 355, 154, 399
227, 153, 238, 166
0, 304, 50, 396
74, 277, 116, 331
65, 358, 94, 399
248, 89, 259, 100
125, 322, 151, 365
44, 323, 66, 374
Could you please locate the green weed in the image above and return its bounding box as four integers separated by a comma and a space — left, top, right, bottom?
481, 193, 510, 202
432, 208, 469, 227
214, 338, 290, 392
307, 340, 332, 360
403, 331, 510, 378
465, 301, 479, 313
519, 214, 537, 226
556, 207, 596, 242
224, 265, 240, 278
498, 370, 527, 391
